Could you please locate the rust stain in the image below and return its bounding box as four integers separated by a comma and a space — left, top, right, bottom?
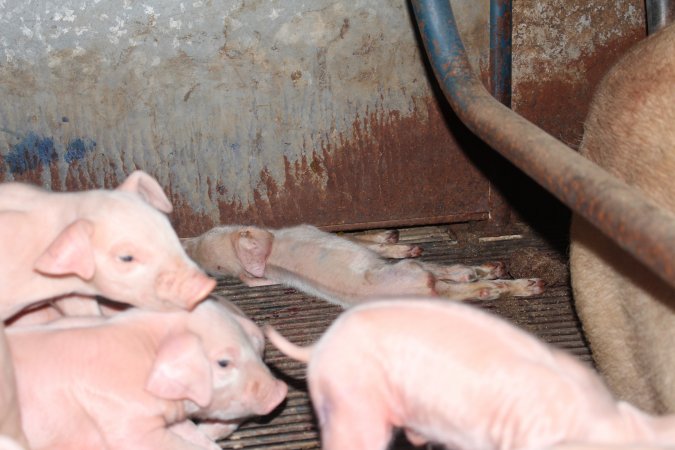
514, 28, 645, 149
168, 96, 491, 236
167, 177, 218, 238
512, 0, 645, 148
1, 96, 491, 239
290, 70, 302, 86
339, 18, 350, 39
183, 83, 200, 102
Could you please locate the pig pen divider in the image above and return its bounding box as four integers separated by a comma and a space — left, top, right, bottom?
489, 0, 512, 107
410, 0, 675, 290
646, 0, 675, 34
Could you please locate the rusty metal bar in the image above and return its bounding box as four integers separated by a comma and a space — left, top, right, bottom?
646, 0, 675, 34
489, 0, 512, 106
410, 0, 675, 289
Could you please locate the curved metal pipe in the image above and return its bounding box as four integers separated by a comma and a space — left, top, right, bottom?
646, 0, 675, 34
410, 0, 675, 288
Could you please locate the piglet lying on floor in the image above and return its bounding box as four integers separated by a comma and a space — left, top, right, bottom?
8, 299, 287, 450
182, 224, 543, 306
266, 298, 675, 450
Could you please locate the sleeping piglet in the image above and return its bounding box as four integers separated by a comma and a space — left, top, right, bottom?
182, 224, 543, 306
266, 298, 675, 450
8, 299, 287, 450
0, 171, 215, 319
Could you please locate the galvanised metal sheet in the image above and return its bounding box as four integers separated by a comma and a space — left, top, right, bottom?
0, 0, 492, 236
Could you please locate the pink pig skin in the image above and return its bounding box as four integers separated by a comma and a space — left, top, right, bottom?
182, 225, 543, 306
0, 171, 215, 320
266, 299, 675, 450
0, 436, 24, 450
7, 299, 287, 450
0, 325, 27, 450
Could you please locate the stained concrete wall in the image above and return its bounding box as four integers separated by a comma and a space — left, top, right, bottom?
512, 0, 645, 146
0, 1, 647, 235
0, 0, 493, 235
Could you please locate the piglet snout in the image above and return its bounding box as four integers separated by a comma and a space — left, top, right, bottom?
155, 268, 216, 310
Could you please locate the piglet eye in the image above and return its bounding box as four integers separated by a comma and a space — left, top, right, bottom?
217, 359, 230, 368
118, 255, 134, 263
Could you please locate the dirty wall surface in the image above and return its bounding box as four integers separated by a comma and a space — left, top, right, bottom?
0, 0, 646, 235
0, 0, 492, 235
512, 0, 645, 146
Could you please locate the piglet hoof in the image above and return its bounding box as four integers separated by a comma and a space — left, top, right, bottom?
407, 245, 424, 258
476, 262, 507, 280
508, 278, 545, 297
522, 278, 545, 296
456, 272, 477, 283
405, 429, 428, 447
382, 229, 400, 243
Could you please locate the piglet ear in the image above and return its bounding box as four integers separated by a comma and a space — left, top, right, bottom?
116, 170, 173, 214
34, 219, 96, 280
234, 228, 274, 278
145, 333, 213, 408
232, 313, 266, 355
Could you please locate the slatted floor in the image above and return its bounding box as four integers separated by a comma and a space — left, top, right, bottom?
213, 222, 591, 449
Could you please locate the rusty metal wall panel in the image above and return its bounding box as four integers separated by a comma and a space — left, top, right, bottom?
0, 0, 492, 236
512, 0, 646, 147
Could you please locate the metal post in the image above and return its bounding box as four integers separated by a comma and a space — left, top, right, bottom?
646, 0, 675, 34
410, 0, 675, 289
489, 0, 512, 106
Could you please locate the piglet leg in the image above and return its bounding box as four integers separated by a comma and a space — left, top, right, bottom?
168, 421, 221, 450
196, 420, 242, 440
319, 405, 393, 450
361, 242, 423, 259
365, 260, 437, 296
436, 278, 544, 301
419, 261, 507, 283
128, 425, 219, 450
346, 230, 423, 259
239, 273, 279, 287
347, 229, 400, 244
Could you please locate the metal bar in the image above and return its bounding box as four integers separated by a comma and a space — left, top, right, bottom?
646, 0, 675, 34
410, 0, 675, 289
489, 0, 512, 106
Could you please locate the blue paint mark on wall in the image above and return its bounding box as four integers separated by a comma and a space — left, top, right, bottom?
65, 138, 96, 163
3, 132, 98, 175
5, 132, 57, 174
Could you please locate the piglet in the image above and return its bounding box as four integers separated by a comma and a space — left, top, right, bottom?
8, 299, 287, 450
0, 170, 215, 320
266, 298, 675, 450
182, 224, 543, 306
